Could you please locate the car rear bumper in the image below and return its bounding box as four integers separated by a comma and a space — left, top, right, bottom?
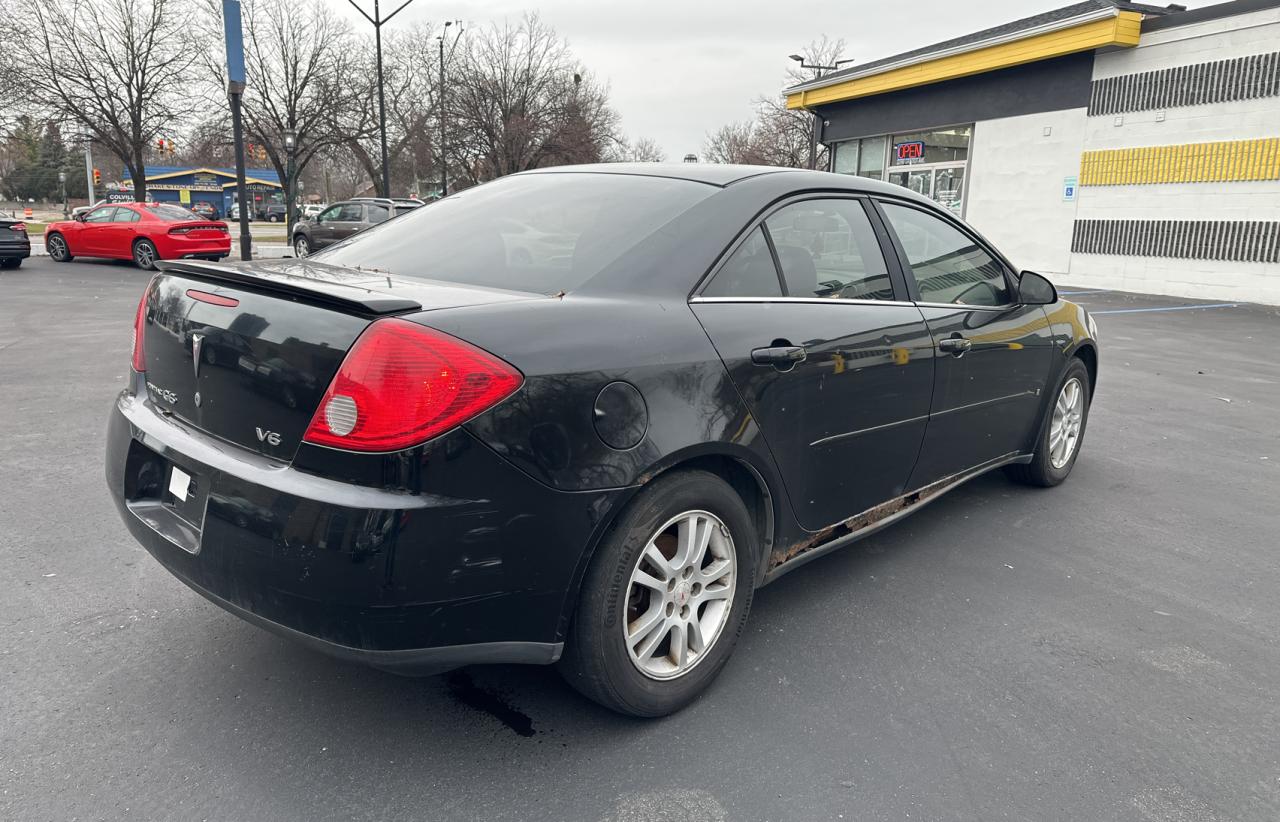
156, 236, 231, 258
105, 383, 622, 673
0, 239, 30, 259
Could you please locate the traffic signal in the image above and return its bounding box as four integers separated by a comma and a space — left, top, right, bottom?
157, 138, 165, 153
93, 168, 101, 186
247, 142, 255, 157
257, 145, 267, 162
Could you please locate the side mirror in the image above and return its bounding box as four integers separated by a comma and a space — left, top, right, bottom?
1017, 270, 1057, 305
74, 212, 86, 222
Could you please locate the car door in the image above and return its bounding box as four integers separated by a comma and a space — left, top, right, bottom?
103, 205, 141, 258
691, 197, 936, 532
874, 199, 1055, 487
364, 202, 391, 229
76, 206, 119, 255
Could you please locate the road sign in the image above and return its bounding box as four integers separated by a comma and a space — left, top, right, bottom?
1063, 176, 1078, 201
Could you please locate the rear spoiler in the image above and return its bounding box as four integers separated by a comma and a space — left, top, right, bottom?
156, 259, 423, 315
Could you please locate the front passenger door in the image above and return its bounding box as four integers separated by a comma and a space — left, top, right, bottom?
876, 200, 1054, 488
692, 198, 936, 532
77, 206, 118, 255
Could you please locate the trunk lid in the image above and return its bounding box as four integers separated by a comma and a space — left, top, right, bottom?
140, 258, 538, 459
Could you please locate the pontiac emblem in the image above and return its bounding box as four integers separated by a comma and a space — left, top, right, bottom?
191, 333, 204, 378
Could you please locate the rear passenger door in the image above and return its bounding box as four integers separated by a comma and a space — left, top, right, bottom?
874, 199, 1054, 487
692, 197, 937, 532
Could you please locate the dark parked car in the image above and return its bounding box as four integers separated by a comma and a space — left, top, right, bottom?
0, 216, 31, 269
290, 198, 401, 257
258, 204, 287, 222
190, 201, 219, 220
106, 165, 1099, 716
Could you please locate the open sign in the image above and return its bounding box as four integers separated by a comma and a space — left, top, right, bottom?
895, 141, 925, 162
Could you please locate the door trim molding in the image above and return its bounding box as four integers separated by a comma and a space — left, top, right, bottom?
809, 414, 929, 447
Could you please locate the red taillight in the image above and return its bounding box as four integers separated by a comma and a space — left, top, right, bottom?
9, 222, 25, 232
303, 318, 522, 452
130, 286, 149, 372
169, 225, 194, 234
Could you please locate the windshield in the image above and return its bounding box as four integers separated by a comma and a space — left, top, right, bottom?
315, 173, 713, 294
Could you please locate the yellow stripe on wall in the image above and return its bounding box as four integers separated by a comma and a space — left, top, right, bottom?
1079, 138, 1280, 185
786, 12, 1142, 110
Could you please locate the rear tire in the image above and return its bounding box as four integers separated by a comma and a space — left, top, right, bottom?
293, 235, 311, 257
1006, 358, 1091, 487
559, 469, 756, 717
132, 239, 158, 270
46, 233, 72, 262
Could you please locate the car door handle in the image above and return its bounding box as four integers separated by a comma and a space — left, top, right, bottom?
751, 345, 807, 367
938, 337, 972, 355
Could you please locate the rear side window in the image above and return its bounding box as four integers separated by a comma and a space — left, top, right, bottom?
316, 174, 714, 294
115, 208, 140, 223
366, 204, 391, 223
880, 203, 1010, 306
702, 227, 781, 298
765, 199, 894, 300
151, 205, 198, 222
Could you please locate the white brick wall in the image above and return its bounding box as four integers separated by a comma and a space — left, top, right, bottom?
1067, 8, 1280, 304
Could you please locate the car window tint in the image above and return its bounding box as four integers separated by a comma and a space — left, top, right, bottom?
151, 205, 198, 222
318, 206, 340, 221
880, 203, 1010, 306
366, 204, 390, 223
336, 204, 363, 221
83, 207, 116, 223
315, 174, 713, 294
765, 200, 895, 300
701, 227, 781, 298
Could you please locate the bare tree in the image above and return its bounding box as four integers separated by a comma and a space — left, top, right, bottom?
196, 0, 358, 211
609, 136, 667, 163
22, 0, 199, 201
332, 23, 446, 197
448, 14, 621, 185
704, 37, 848, 170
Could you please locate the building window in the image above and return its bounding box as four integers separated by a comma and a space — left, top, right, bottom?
889, 126, 971, 167
831, 136, 887, 179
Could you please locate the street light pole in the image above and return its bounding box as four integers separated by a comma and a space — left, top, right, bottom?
58, 172, 67, 218
347, 0, 419, 198
283, 128, 297, 240
437, 20, 462, 198
789, 54, 854, 170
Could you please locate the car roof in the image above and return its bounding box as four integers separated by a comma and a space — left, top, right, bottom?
518, 164, 931, 202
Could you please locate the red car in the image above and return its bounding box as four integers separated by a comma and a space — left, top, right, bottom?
44, 202, 231, 270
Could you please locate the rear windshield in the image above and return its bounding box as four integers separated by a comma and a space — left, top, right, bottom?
150, 205, 199, 222
314, 173, 714, 294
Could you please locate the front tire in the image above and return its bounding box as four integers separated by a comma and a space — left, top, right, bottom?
293, 235, 311, 257
133, 239, 158, 270
559, 469, 756, 717
46, 233, 72, 262
1007, 358, 1091, 487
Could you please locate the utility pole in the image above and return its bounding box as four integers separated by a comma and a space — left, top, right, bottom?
83, 138, 95, 203
223, 0, 252, 260
437, 20, 462, 198
789, 54, 854, 170
347, 0, 420, 198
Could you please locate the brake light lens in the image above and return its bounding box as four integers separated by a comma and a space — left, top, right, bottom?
9, 222, 25, 233
303, 318, 523, 452
130, 286, 149, 372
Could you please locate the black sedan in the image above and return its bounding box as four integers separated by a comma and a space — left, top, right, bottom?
0, 216, 31, 269
105, 165, 1099, 716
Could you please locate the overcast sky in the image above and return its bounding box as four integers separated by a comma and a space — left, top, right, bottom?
337, 0, 1203, 160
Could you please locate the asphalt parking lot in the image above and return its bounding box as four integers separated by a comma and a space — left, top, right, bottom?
3, 256, 1278, 821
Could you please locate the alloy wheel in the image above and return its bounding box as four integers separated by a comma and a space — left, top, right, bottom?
134, 242, 155, 269
294, 237, 309, 257
623, 510, 736, 680
1049, 377, 1084, 469
48, 235, 67, 261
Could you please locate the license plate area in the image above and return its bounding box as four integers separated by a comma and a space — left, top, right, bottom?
165, 464, 209, 530
123, 439, 209, 554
